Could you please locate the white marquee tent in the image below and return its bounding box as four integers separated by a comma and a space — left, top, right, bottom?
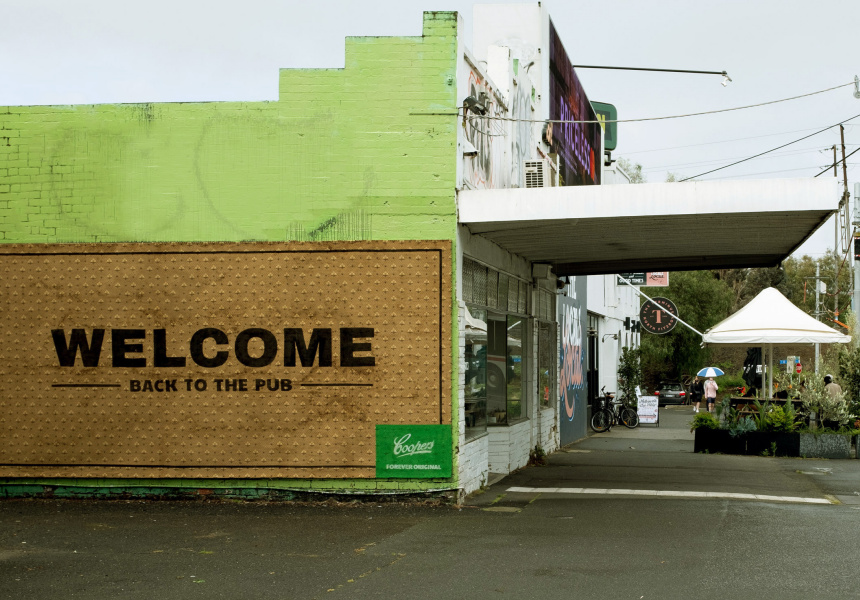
702, 287, 851, 396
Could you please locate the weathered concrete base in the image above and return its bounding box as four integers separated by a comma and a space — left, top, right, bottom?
0, 482, 461, 503
799, 433, 852, 459
693, 428, 855, 459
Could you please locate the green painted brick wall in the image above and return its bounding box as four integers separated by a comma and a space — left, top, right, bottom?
0, 12, 463, 496
0, 12, 458, 244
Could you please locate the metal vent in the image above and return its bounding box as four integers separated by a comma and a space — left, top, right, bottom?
524, 160, 553, 188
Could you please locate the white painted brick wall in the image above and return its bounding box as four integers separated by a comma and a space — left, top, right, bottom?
459, 435, 489, 495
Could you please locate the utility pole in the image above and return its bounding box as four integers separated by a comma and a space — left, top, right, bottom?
841, 125, 849, 200
854, 182, 860, 333
833, 126, 850, 327
834, 145, 839, 245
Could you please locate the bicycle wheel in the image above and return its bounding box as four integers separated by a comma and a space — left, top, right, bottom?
590, 408, 611, 433
620, 407, 639, 429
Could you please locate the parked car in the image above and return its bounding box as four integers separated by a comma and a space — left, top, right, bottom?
654, 382, 686, 406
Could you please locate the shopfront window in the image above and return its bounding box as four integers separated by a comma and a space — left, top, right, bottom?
538, 321, 556, 409
464, 305, 488, 439
537, 289, 556, 410
506, 315, 525, 420
463, 258, 531, 429
486, 312, 507, 424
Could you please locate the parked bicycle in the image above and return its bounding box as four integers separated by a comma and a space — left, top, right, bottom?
590, 387, 639, 433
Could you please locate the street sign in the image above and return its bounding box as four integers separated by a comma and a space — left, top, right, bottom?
796, 362, 802, 374
645, 272, 669, 287
618, 272, 670, 286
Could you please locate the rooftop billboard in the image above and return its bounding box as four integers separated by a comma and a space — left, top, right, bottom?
548, 19, 602, 186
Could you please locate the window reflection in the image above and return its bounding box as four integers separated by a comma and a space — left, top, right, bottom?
486, 312, 507, 424
538, 322, 555, 408
506, 315, 524, 420
464, 306, 488, 438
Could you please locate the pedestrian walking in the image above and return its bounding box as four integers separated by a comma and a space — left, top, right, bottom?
691, 376, 704, 413
704, 377, 719, 413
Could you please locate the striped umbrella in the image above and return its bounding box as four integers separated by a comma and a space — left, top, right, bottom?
697, 367, 725, 377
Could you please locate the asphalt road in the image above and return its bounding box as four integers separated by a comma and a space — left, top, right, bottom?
3, 406, 860, 600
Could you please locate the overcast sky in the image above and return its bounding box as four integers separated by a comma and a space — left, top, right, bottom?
2, 0, 858, 258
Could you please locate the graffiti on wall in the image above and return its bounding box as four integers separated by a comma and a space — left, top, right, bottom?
462, 70, 509, 190
509, 69, 534, 188
559, 283, 586, 421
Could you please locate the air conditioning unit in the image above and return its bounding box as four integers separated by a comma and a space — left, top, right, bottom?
524, 159, 556, 188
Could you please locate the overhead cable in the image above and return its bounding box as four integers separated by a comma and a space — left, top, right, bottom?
623, 126, 860, 155
439, 80, 857, 125
813, 146, 860, 177
678, 113, 860, 181
643, 145, 844, 171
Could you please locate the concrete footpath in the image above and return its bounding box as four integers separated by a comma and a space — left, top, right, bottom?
470, 405, 860, 508
4, 405, 860, 600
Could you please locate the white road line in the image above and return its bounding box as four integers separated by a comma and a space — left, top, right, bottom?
505, 486, 832, 504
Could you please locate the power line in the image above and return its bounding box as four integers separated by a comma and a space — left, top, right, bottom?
813, 146, 860, 177
679, 113, 860, 181
623, 126, 860, 155
694, 166, 828, 180
623, 127, 842, 155
641, 144, 849, 171
450, 80, 857, 125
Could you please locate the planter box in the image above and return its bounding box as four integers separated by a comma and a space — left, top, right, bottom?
799, 433, 851, 459
746, 432, 800, 457
694, 428, 746, 454
695, 429, 854, 458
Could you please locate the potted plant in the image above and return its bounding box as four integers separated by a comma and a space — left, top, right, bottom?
746, 401, 801, 456
791, 371, 853, 458
617, 346, 642, 407
692, 412, 731, 453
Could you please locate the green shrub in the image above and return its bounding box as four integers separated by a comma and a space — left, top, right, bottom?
762, 404, 799, 433
729, 416, 757, 437
716, 397, 737, 428
718, 373, 746, 389
690, 411, 719, 432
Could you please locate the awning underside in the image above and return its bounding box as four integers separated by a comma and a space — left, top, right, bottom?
458, 178, 840, 276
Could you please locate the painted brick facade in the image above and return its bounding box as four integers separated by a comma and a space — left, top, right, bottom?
1, 13, 458, 246
0, 12, 462, 497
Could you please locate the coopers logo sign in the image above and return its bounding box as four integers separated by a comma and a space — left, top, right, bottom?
0, 242, 451, 479
375, 425, 451, 478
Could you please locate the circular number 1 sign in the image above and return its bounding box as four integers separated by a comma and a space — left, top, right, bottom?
639, 297, 678, 334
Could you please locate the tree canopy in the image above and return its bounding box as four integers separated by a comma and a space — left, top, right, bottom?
638, 255, 854, 389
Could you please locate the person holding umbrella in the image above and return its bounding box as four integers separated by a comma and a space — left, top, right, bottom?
698, 367, 724, 413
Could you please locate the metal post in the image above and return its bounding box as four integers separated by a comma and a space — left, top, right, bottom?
767, 344, 774, 399
815, 263, 820, 373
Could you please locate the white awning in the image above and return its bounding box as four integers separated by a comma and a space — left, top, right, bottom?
703, 287, 850, 346
458, 178, 840, 276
